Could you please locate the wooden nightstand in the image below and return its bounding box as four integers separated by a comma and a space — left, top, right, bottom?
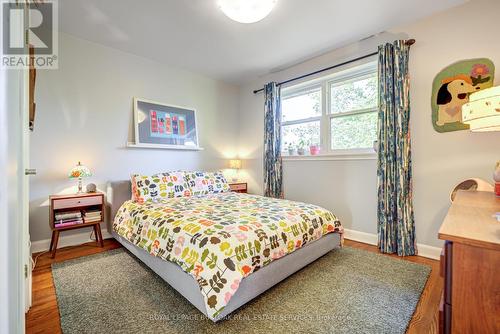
49, 192, 105, 258
229, 182, 248, 193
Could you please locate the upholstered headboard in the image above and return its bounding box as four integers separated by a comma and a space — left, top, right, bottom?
106, 180, 131, 231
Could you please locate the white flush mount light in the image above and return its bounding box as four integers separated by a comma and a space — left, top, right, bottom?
217, 0, 278, 24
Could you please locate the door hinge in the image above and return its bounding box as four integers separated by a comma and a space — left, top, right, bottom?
24, 264, 28, 278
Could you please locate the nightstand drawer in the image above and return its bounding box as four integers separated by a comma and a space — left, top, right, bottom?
230, 183, 247, 191
53, 195, 102, 209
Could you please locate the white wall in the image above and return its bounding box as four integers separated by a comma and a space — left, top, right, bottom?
30, 33, 240, 242
237, 0, 500, 248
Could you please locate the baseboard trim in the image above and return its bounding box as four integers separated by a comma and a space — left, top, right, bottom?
416, 243, 442, 261
31, 229, 113, 254
343, 228, 441, 260
343, 228, 378, 245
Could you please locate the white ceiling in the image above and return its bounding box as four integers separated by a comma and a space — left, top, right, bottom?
59, 0, 467, 84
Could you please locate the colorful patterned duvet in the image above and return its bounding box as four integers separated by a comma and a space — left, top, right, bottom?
113, 192, 343, 320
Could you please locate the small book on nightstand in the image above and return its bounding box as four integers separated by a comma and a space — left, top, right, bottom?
83, 209, 102, 223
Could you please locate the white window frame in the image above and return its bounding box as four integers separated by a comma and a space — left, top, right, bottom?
281, 60, 378, 159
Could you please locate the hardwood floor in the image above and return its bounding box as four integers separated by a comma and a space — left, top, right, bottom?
343, 240, 442, 334
26, 239, 122, 334
26, 238, 442, 334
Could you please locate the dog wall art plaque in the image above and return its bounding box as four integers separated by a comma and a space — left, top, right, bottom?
431, 58, 495, 132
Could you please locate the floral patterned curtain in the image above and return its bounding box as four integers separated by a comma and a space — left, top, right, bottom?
377, 40, 416, 256
263, 82, 283, 198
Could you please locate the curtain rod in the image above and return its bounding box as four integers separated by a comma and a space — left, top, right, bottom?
253, 39, 416, 94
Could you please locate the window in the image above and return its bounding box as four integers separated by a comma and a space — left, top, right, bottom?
281, 86, 321, 152
281, 61, 378, 156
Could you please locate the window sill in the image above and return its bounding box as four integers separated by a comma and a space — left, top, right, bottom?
282, 151, 377, 161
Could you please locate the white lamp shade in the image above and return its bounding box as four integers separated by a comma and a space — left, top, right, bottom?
462, 86, 500, 132
229, 159, 242, 169
218, 0, 277, 24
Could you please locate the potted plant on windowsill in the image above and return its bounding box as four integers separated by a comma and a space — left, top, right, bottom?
297, 139, 308, 155
286, 142, 296, 156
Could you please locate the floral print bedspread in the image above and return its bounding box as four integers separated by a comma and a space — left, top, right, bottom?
113, 192, 342, 320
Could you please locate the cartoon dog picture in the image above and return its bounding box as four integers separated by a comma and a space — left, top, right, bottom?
436, 74, 477, 126
431, 59, 495, 132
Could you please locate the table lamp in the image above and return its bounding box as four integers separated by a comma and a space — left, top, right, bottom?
69, 161, 92, 193
229, 159, 242, 182
462, 85, 500, 132
462, 86, 500, 196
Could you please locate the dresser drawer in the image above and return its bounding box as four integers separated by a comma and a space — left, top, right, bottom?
53, 195, 102, 209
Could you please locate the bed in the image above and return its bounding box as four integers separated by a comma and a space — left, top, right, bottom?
107, 180, 343, 322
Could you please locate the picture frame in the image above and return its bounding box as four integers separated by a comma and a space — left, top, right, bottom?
131, 97, 202, 150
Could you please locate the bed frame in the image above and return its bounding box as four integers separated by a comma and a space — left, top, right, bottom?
106, 181, 341, 321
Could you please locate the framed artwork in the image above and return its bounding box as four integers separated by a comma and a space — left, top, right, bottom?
431, 58, 495, 133
132, 97, 201, 150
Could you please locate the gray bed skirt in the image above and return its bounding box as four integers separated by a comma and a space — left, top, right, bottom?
107, 181, 342, 321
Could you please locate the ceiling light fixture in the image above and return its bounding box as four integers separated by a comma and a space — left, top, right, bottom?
217, 0, 278, 24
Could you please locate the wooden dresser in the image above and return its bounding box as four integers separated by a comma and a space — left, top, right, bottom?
438, 191, 500, 334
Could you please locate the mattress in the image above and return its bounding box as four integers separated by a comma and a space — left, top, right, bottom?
107, 181, 343, 321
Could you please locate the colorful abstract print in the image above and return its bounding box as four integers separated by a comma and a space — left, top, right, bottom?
113, 192, 342, 320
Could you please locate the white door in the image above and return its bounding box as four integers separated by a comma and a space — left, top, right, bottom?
20, 2, 32, 313
0, 1, 32, 328
0, 15, 29, 333
22, 54, 32, 313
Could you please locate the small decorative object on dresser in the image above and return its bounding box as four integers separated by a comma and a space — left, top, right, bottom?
229, 182, 247, 193
68, 161, 92, 193
449, 178, 493, 202
49, 192, 105, 258
494, 161, 500, 197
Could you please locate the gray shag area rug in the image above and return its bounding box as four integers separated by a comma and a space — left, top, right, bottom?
52, 246, 430, 334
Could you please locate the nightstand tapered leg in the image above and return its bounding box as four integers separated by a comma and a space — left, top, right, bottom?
96, 223, 104, 247
49, 231, 55, 252
93, 225, 98, 244
51, 230, 59, 258
93, 225, 100, 246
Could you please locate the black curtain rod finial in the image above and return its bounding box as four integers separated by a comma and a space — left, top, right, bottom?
253, 38, 415, 94
405, 38, 416, 46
